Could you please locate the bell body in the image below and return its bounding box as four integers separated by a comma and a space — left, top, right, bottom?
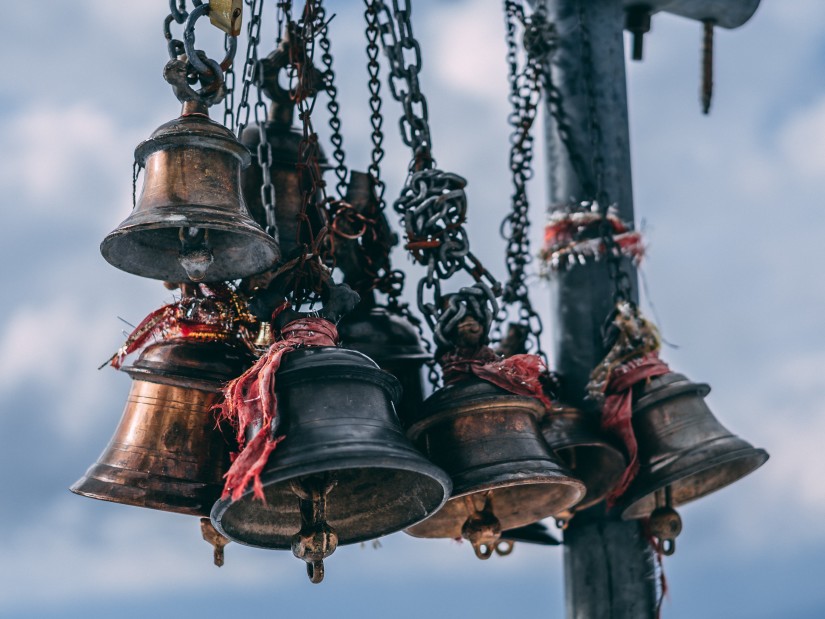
405, 378, 585, 540
210, 347, 452, 549
241, 121, 328, 260
338, 305, 430, 423
542, 406, 626, 510
101, 112, 279, 282
618, 372, 769, 520
71, 338, 252, 516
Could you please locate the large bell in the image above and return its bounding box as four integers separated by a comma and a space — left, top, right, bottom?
210, 346, 451, 552
338, 302, 429, 422
542, 405, 627, 512
617, 371, 769, 520
101, 109, 280, 282
404, 377, 585, 558
71, 337, 252, 516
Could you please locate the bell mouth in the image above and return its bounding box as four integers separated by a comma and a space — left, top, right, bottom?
101, 206, 280, 282
618, 442, 769, 520
210, 454, 452, 549
405, 475, 584, 540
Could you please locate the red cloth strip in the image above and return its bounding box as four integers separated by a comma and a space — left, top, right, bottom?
440, 346, 553, 411
216, 317, 339, 501
602, 353, 670, 506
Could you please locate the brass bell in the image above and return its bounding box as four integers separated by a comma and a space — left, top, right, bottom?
71, 337, 252, 516
404, 377, 585, 558
338, 301, 429, 423
101, 107, 280, 282
210, 347, 452, 564
541, 405, 627, 512
617, 371, 769, 520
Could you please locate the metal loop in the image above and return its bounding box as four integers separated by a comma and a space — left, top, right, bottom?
184, 3, 238, 77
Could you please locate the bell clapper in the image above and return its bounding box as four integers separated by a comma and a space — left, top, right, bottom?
494, 540, 515, 557
461, 493, 503, 560
290, 475, 339, 583
200, 518, 230, 567
648, 486, 682, 557
555, 510, 573, 531
178, 227, 214, 282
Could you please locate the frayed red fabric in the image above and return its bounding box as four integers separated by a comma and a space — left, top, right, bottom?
602, 353, 670, 506
215, 318, 338, 501
440, 346, 553, 411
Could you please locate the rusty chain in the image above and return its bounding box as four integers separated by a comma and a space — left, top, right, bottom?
498, 0, 551, 361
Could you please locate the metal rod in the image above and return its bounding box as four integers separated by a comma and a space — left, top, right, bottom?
541, 0, 655, 616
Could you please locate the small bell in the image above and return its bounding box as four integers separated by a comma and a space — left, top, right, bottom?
210, 346, 452, 579
338, 301, 429, 423
617, 371, 769, 520
101, 106, 279, 282
404, 377, 585, 557
541, 405, 627, 511
71, 337, 252, 516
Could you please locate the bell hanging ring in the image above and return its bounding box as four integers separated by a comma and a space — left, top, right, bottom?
616, 371, 769, 520
101, 107, 280, 283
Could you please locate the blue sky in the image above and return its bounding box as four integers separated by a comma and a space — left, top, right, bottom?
1, 1, 824, 617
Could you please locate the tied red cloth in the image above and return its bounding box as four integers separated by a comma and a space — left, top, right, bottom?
602, 352, 670, 506
215, 317, 339, 501
440, 346, 553, 411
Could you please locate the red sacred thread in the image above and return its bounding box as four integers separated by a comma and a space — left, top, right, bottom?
643, 520, 669, 618
602, 353, 670, 506
440, 346, 553, 410
215, 317, 339, 501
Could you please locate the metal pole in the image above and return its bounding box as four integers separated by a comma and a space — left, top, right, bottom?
541, 0, 656, 617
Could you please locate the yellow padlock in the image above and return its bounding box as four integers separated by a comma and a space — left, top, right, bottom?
209, 0, 243, 37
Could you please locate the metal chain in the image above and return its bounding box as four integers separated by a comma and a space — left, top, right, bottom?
235, 0, 265, 137
498, 0, 550, 360
375, 0, 433, 169
316, 5, 348, 198
363, 0, 386, 212
375, 0, 501, 351
223, 33, 236, 128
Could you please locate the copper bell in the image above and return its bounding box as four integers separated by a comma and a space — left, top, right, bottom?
101, 108, 280, 282
71, 337, 252, 516
617, 371, 769, 520
210, 347, 452, 563
542, 405, 627, 513
339, 302, 429, 423
404, 377, 585, 559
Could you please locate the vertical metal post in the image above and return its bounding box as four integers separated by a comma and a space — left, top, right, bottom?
542, 0, 657, 617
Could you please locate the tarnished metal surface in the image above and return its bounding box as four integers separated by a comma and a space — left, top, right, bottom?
71, 339, 251, 516
208, 0, 243, 36
210, 346, 451, 550
405, 378, 584, 547
617, 372, 768, 520
101, 112, 279, 282
622, 0, 760, 29
542, 406, 626, 510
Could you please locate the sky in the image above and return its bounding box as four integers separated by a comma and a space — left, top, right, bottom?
0, 1, 824, 617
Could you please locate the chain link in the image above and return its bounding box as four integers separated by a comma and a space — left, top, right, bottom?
235, 0, 265, 137
223, 33, 236, 128
316, 6, 348, 198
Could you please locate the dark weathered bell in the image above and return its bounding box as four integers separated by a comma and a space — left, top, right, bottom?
618, 371, 769, 520
542, 406, 627, 512
338, 303, 429, 422
210, 347, 452, 551
71, 337, 252, 515
241, 118, 328, 261
101, 108, 279, 282
404, 377, 585, 557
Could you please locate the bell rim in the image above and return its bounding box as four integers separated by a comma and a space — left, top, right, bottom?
70, 467, 219, 517
618, 445, 769, 520
209, 452, 453, 549
100, 212, 280, 282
